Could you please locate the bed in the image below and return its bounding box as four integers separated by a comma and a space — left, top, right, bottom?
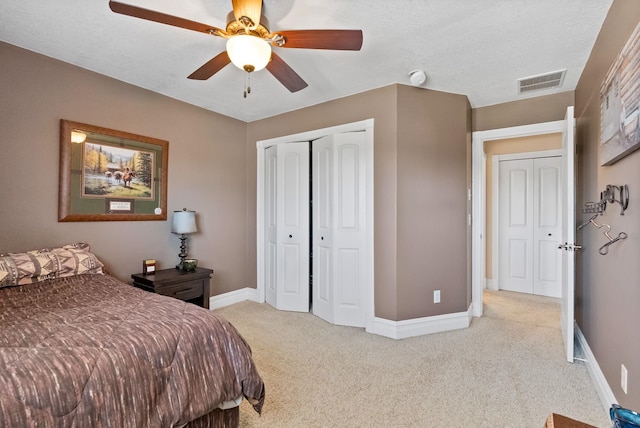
0, 243, 264, 427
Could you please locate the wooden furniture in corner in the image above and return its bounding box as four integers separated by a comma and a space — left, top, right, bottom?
131, 267, 213, 309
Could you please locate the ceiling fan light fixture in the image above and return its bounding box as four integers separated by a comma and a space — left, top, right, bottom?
226, 34, 271, 72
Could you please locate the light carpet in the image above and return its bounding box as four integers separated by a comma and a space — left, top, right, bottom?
215, 290, 611, 427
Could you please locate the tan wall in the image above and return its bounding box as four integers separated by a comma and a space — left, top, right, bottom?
484, 133, 562, 279
0, 42, 251, 295
574, 0, 640, 408
396, 85, 471, 317
473, 92, 574, 132
247, 85, 471, 321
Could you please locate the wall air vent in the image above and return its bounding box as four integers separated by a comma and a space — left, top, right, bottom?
518, 69, 566, 94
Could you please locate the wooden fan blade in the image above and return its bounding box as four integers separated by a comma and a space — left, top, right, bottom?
231, 0, 262, 29
266, 52, 308, 93
275, 30, 363, 50
109, 1, 224, 36
188, 51, 231, 80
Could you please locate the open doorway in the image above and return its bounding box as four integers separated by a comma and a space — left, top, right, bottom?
486, 136, 562, 297
471, 117, 570, 316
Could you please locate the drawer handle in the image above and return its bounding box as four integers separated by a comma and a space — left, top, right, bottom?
175, 288, 200, 298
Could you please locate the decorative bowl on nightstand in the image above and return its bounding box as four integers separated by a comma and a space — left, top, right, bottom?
182, 259, 198, 272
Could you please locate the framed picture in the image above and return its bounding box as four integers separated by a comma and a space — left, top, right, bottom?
59, 119, 168, 221
600, 20, 640, 166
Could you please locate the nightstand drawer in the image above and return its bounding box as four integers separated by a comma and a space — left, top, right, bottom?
159, 279, 204, 301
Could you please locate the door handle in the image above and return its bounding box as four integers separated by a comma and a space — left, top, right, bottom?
558, 243, 582, 251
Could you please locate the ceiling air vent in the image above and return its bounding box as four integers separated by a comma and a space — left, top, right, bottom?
518, 69, 566, 94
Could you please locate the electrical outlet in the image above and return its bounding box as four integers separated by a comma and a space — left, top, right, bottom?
621, 364, 628, 394
434, 290, 441, 304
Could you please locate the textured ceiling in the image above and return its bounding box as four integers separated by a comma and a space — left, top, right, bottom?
0, 0, 613, 122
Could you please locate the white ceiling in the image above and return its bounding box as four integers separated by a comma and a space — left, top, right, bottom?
0, 0, 613, 122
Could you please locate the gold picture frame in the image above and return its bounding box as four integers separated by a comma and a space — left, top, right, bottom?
59, 119, 168, 222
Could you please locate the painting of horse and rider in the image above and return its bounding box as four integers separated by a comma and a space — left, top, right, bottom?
82, 143, 154, 200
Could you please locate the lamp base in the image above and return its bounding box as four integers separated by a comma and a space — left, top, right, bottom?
176, 234, 187, 270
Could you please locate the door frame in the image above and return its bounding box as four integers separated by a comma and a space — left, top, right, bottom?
472, 119, 566, 317
256, 119, 375, 328
491, 149, 562, 293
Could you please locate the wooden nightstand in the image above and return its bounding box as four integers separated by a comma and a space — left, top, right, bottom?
131, 267, 213, 309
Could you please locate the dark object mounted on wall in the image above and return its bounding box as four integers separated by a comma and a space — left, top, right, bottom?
601, 184, 629, 215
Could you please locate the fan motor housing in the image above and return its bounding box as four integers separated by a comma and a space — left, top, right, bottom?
225, 11, 270, 38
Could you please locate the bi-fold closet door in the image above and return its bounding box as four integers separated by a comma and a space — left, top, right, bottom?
264, 132, 367, 327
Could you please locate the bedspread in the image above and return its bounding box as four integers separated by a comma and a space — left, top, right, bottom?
0, 274, 264, 427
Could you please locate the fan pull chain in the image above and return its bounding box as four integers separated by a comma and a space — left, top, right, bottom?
243, 72, 252, 98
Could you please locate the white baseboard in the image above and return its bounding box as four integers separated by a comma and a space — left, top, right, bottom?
368, 304, 473, 340
486, 278, 499, 291
210, 289, 473, 340
209, 287, 262, 310
575, 324, 617, 414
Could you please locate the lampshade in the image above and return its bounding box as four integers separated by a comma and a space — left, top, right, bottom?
226, 34, 272, 73
172, 210, 197, 235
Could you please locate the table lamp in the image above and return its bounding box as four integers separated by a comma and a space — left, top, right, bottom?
172, 208, 197, 270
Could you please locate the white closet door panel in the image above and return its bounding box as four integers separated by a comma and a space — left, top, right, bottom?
266, 242, 277, 299
312, 137, 333, 322
509, 169, 528, 226
538, 240, 559, 282
333, 132, 367, 327
499, 159, 533, 294
508, 239, 528, 279
538, 166, 560, 227
265, 146, 278, 307
314, 246, 332, 316
283, 152, 303, 227
337, 144, 359, 229
275, 142, 309, 312
312, 132, 367, 327
336, 248, 359, 306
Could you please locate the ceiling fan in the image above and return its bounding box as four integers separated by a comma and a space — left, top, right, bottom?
108, 0, 363, 93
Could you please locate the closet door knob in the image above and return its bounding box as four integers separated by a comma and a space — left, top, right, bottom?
289, 234, 293, 238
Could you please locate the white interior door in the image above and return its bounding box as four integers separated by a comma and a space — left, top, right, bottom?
498, 156, 562, 297
265, 142, 310, 312
312, 132, 367, 327
560, 106, 576, 363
